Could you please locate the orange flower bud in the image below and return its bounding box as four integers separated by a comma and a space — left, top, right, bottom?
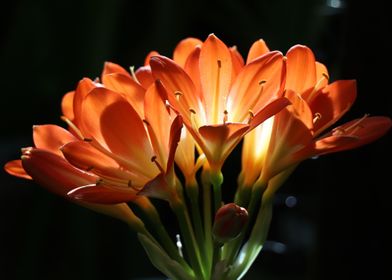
212, 203, 249, 243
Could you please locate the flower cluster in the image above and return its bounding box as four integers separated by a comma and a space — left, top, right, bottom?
5, 34, 391, 280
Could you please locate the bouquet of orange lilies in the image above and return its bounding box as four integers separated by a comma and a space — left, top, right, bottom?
5, 34, 391, 280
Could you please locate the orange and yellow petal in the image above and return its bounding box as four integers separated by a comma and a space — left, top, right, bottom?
199, 34, 233, 124
246, 39, 270, 63
33, 125, 78, 157
285, 45, 317, 93
173, 37, 202, 67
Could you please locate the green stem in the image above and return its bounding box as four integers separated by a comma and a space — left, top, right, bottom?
202, 170, 214, 275
171, 198, 206, 279
134, 198, 192, 273
185, 179, 206, 259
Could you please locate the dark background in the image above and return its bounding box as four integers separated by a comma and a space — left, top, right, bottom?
1, 0, 391, 279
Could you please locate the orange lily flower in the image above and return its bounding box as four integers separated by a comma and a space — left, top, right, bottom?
149, 34, 290, 172
60, 67, 183, 203
241, 43, 392, 185
4, 125, 140, 224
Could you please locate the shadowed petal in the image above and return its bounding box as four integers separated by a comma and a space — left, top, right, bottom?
68, 184, 137, 204
310, 80, 357, 134
314, 116, 392, 155
4, 160, 32, 180
21, 149, 96, 196
61, 141, 148, 187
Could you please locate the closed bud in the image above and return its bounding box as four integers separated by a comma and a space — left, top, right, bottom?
212, 203, 249, 243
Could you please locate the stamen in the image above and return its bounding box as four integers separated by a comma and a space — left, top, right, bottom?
143, 119, 151, 126
151, 156, 164, 173
175, 91, 183, 101
129, 66, 140, 83
308, 73, 330, 101
223, 109, 228, 124
248, 110, 254, 124
189, 108, 196, 114
61, 116, 84, 140
258, 80, 267, 85
83, 138, 93, 142
313, 112, 322, 124
217, 60, 222, 68
86, 166, 94, 171
345, 114, 369, 132
96, 178, 104, 185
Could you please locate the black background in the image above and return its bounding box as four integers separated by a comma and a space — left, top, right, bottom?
1, 0, 391, 279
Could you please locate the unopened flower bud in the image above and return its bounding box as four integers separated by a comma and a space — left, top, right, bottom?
212, 203, 248, 243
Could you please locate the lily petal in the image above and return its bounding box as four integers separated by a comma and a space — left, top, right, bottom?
246, 39, 270, 63
144, 81, 173, 169
150, 55, 204, 126
286, 45, 317, 93
199, 34, 232, 124
80, 87, 156, 177
21, 149, 96, 196
68, 184, 137, 204
102, 61, 131, 77
33, 125, 78, 156
310, 80, 357, 135
73, 78, 98, 126
173, 37, 202, 67
314, 116, 392, 155
4, 159, 32, 180
227, 51, 285, 122
61, 91, 75, 120
199, 123, 249, 169
102, 73, 145, 117
61, 141, 148, 187
230, 46, 245, 80
135, 66, 154, 89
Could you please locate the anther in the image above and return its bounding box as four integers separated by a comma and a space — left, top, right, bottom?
223, 110, 228, 124
151, 156, 164, 173
96, 178, 104, 185
83, 138, 93, 142
174, 91, 183, 100
217, 60, 222, 68
128, 180, 133, 187
143, 119, 150, 126
189, 108, 196, 114
248, 110, 254, 124
86, 166, 94, 171
258, 80, 267, 85
313, 112, 322, 124
322, 73, 329, 80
